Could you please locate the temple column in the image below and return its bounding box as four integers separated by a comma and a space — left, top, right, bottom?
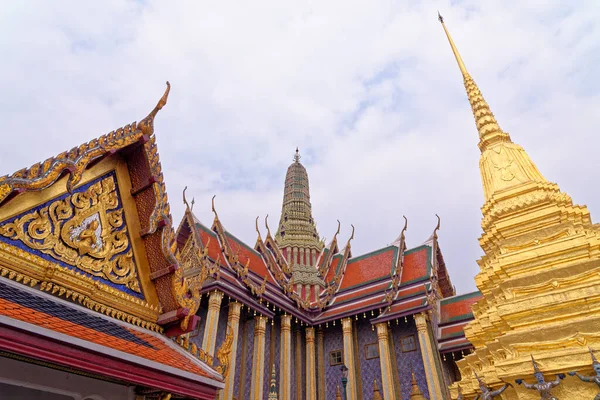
341, 318, 358, 400
280, 315, 292, 400
222, 302, 242, 400
317, 328, 325, 400
375, 323, 397, 400
306, 327, 317, 400
295, 329, 303, 400
414, 312, 445, 400
250, 316, 268, 400
202, 290, 224, 356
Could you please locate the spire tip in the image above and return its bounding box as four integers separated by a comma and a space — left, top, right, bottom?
438, 11, 444, 23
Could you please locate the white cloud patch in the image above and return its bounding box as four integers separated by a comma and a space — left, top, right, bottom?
1, 1, 599, 294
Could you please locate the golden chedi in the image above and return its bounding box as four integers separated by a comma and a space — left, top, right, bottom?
438, 13, 600, 400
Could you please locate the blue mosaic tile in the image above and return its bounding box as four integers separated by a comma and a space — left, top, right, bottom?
0, 280, 153, 348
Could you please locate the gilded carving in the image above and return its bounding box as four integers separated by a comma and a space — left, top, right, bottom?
0, 174, 141, 293
215, 325, 235, 377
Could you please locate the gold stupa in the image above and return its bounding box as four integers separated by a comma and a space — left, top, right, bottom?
439, 13, 600, 400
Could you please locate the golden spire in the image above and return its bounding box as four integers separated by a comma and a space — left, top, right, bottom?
437, 13, 511, 151
409, 371, 426, 400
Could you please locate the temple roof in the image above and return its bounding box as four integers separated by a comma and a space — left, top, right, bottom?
0, 276, 223, 396
437, 291, 482, 353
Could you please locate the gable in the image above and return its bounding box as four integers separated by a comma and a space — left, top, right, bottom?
0, 154, 159, 323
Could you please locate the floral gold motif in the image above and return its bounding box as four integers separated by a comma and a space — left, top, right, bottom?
0, 174, 141, 293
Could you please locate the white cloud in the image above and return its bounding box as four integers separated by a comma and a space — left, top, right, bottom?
1, 0, 599, 294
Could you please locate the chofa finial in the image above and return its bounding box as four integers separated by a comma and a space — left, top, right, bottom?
336, 220, 341, 236
183, 186, 189, 209
139, 81, 171, 135
255, 216, 261, 238
402, 215, 408, 234
434, 214, 441, 238
211, 195, 219, 220
350, 224, 355, 241
265, 214, 272, 237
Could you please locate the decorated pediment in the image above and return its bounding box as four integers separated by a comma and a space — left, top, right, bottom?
0, 171, 142, 297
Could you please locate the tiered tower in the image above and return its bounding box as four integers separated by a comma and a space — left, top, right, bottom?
275, 149, 325, 296
439, 14, 600, 399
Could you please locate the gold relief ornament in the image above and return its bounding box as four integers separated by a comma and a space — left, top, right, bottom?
0, 174, 140, 293
215, 324, 234, 378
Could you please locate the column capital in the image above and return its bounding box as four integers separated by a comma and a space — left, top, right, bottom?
208, 290, 224, 309
255, 315, 268, 334
341, 317, 353, 333
306, 326, 315, 343
414, 312, 429, 333
281, 314, 292, 331
375, 322, 389, 339
228, 301, 242, 318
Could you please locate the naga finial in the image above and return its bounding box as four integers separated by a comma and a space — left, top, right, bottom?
401, 215, 408, 237
255, 216, 262, 239
139, 81, 171, 136
265, 214, 272, 237
183, 186, 190, 209
349, 224, 355, 241
433, 214, 441, 239
211, 195, 219, 219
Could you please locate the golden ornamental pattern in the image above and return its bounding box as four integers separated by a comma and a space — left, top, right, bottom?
0, 174, 141, 293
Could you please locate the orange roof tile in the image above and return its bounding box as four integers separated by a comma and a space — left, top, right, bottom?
340, 246, 397, 291
401, 246, 431, 283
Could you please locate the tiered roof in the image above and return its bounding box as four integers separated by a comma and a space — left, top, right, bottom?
175, 201, 461, 332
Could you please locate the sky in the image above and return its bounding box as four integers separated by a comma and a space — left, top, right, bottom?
1, 1, 599, 294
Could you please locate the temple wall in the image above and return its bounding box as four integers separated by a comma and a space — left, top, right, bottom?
323, 325, 344, 399
356, 320, 381, 399
390, 319, 429, 399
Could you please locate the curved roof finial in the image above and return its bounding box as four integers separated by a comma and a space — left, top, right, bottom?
402, 215, 408, 235
336, 220, 341, 236
255, 216, 262, 239
139, 81, 171, 135
265, 214, 272, 237
434, 214, 441, 239
183, 186, 190, 209
349, 224, 355, 241
211, 195, 219, 220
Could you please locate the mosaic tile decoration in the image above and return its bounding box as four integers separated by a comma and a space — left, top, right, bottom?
0, 278, 213, 377
391, 319, 430, 400
242, 317, 255, 399
356, 320, 381, 399
323, 325, 344, 400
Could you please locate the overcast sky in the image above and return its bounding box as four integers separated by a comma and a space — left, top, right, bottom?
1, 1, 598, 294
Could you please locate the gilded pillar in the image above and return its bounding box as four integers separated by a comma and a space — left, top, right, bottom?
306, 327, 317, 400
375, 323, 396, 400
202, 290, 224, 356
341, 318, 358, 400
317, 328, 325, 400
250, 316, 268, 400
295, 329, 303, 400
222, 302, 242, 400
280, 315, 292, 400
414, 312, 444, 400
